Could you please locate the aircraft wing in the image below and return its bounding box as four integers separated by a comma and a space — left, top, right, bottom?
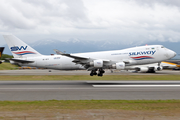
127, 61, 179, 73
161, 61, 178, 69
54, 49, 114, 70
61, 53, 90, 60
54, 49, 90, 59
53, 49, 64, 55
125, 63, 162, 73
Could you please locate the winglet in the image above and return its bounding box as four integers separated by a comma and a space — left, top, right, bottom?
53, 49, 64, 55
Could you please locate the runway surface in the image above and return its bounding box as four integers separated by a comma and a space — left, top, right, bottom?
0, 81, 180, 100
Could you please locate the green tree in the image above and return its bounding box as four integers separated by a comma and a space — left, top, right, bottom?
0, 54, 13, 62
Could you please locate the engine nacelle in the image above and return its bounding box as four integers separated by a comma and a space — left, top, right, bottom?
139, 67, 149, 72
154, 66, 163, 71
112, 62, 125, 70
90, 59, 103, 68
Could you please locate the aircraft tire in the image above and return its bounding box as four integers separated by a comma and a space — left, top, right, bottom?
98, 73, 103, 77
146, 70, 156, 73
93, 72, 97, 75
90, 73, 94, 76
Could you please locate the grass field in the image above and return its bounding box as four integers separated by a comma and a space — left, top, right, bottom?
0, 100, 180, 119
0, 75, 180, 80
0, 62, 18, 70
0, 100, 180, 111
1, 100, 179, 110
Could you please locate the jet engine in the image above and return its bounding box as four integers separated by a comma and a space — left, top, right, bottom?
89, 59, 103, 68
154, 66, 163, 71
112, 62, 125, 69
139, 67, 149, 72
138, 66, 162, 73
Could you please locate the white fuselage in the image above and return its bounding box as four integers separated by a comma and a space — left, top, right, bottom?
16, 45, 176, 70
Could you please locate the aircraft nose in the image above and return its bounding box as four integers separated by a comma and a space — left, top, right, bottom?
174, 52, 177, 57
169, 50, 176, 58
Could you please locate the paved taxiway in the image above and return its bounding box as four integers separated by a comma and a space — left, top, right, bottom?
0, 81, 180, 100
0, 69, 179, 100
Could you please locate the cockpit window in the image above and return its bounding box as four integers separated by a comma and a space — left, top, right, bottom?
161, 46, 164, 48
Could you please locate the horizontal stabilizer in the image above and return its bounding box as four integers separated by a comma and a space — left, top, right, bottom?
0, 60, 5, 64
6, 58, 34, 63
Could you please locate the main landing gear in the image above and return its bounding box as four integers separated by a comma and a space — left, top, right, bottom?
146, 69, 156, 73
90, 69, 105, 77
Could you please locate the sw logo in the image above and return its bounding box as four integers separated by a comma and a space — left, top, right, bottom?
11, 46, 36, 55
10, 46, 27, 51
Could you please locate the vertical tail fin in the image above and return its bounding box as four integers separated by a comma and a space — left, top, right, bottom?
3, 35, 42, 58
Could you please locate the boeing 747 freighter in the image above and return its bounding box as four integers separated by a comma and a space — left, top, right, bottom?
3, 35, 176, 76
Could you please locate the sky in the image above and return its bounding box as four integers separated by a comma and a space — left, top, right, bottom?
0, 0, 180, 46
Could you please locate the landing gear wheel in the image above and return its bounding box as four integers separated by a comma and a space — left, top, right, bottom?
90, 69, 105, 77
146, 70, 155, 73
93, 72, 97, 75
98, 69, 104, 77
98, 73, 103, 77
90, 73, 94, 76
90, 69, 98, 76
